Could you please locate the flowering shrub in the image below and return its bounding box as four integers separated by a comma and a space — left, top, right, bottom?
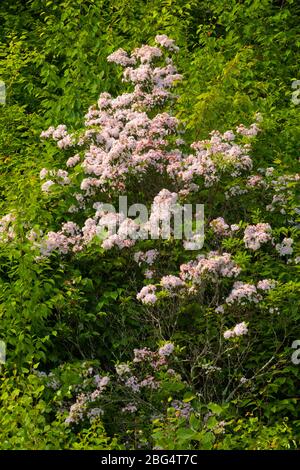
31, 344, 196, 447
18, 37, 297, 346
29, 34, 270, 267
0, 3, 300, 449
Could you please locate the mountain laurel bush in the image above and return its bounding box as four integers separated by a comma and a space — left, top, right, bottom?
0, 2, 300, 449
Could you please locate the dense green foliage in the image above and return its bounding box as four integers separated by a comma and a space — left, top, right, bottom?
0, 0, 299, 450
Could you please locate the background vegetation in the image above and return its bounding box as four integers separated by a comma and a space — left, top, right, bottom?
0, 0, 299, 449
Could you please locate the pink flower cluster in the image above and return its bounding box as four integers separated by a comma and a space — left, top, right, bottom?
136, 284, 157, 305
223, 321, 248, 339
39, 222, 81, 256
41, 124, 74, 149
132, 345, 174, 367
65, 393, 87, 424
257, 279, 276, 291
136, 252, 241, 306
65, 374, 109, 424
236, 123, 260, 137
171, 400, 193, 419
0, 213, 15, 242
118, 344, 174, 394
210, 217, 230, 236
146, 189, 180, 239
158, 342, 175, 357
160, 275, 185, 291
225, 185, 248, 199
121, 403, 137, 413
243, 223, 272, 250
40, 168, 70, 192
172, 128, 256, 193
154, 34, 179, 52
179, 251, 241, 284
276, 237, 293, 256
246, 175, 265, 188
66, 154, 81, 167
225, 282, 261, 305
134, 249, 159, 266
